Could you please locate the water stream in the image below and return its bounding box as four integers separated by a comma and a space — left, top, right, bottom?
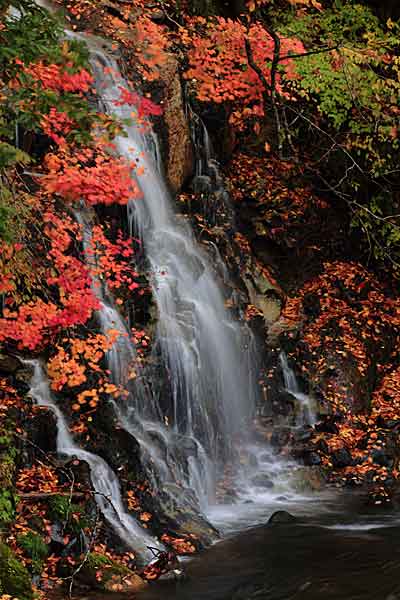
85, 39, 261, 513
25, 360, 159, 560
280, 351, 316, 425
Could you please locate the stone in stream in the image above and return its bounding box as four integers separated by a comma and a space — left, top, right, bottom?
302, 450, 322, 466
251, 473, 274, 488
267, 510, 298, 524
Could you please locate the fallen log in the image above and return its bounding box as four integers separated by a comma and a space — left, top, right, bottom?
19, 491, 87, 501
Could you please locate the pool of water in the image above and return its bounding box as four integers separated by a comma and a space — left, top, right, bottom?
82, 490, 400, 600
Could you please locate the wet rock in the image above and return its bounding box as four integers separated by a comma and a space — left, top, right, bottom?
25, 407, 57, 459
171, 434, 198, 458
271, 391, 297, 419
377, 416, 400, 429
302, 292, 321, 318
371, 448, 394, 469
302, 451, 322, 467
76, 552, 147, 593
193, 175, 213, 195
315, 417, 339, 435
241, 262, 284, 328
149, 9, 165, 22
268, 510, 297, 524
0, 353, 22, 374
331, 447, 353, 468
178, 518, 219, 541
292, 466, 325, 492
292, 427, 314, 444
251, 473, 274, 488
14, 365, 35, 394
270, 427, 291, 451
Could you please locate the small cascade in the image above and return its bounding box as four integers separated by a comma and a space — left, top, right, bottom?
26, 360, 160, 560
188, 105, 234, 227
74, 209, 138, 387
83, 39, 260, 510
75, 208, 189, 501
280, 351, 315, 425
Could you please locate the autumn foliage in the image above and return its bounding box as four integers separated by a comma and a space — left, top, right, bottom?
279, 261, 400, 498
42, 147, 141, 206
0, 206, 99, 350
185, 18, 304, 126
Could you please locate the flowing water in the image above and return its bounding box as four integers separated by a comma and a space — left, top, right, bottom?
84, 39, 261, 514
25, 360, 160, 561
21, 29, 354, 567
280, 352, 316, 426
65, 37, 330, 552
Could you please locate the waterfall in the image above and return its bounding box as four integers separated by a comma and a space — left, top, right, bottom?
81, 39, 260, 510
25, 360, 160, 561
75, 208, 186, 501
280, 352, 315, 425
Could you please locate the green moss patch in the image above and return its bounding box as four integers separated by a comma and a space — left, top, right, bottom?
0, 542, 33, 600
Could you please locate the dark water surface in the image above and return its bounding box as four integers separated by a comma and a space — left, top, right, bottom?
137, 522, 400, 600
73, 491, 400, 600
84, 512, 400, 600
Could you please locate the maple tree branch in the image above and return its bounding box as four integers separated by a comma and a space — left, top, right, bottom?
244, 36, 271, 94
279, 44, 340, 61
266, 25, 283, 155
66, 507, 101, 598
244, 27, 283, 155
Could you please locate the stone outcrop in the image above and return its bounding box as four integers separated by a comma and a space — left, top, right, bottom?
158, 54, 194, 194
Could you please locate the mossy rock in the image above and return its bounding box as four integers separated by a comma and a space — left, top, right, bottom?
78, 552, 147, 592
0, 543, 33, 600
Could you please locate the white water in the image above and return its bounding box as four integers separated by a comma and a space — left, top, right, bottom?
84, 41, 260, 510
26, 359, 160, 560
280, 351, 315, 425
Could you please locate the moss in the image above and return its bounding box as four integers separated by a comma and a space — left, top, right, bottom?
48, 494, 91, 534
81, 553, 134, 590
0, 422, 18, 490
48, 494, 73, 521
0, 543, 33, 600
17, 532, 49, 576
86, 552, 112, 570
0, 490, 17, 526
0, 453, 16, 489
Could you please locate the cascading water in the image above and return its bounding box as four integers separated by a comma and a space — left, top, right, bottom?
25, 359, 160, 560
74, 208, 187, 503
188, 104, 234, 228
280, 351, 315, 425
84, 39, 260, 510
